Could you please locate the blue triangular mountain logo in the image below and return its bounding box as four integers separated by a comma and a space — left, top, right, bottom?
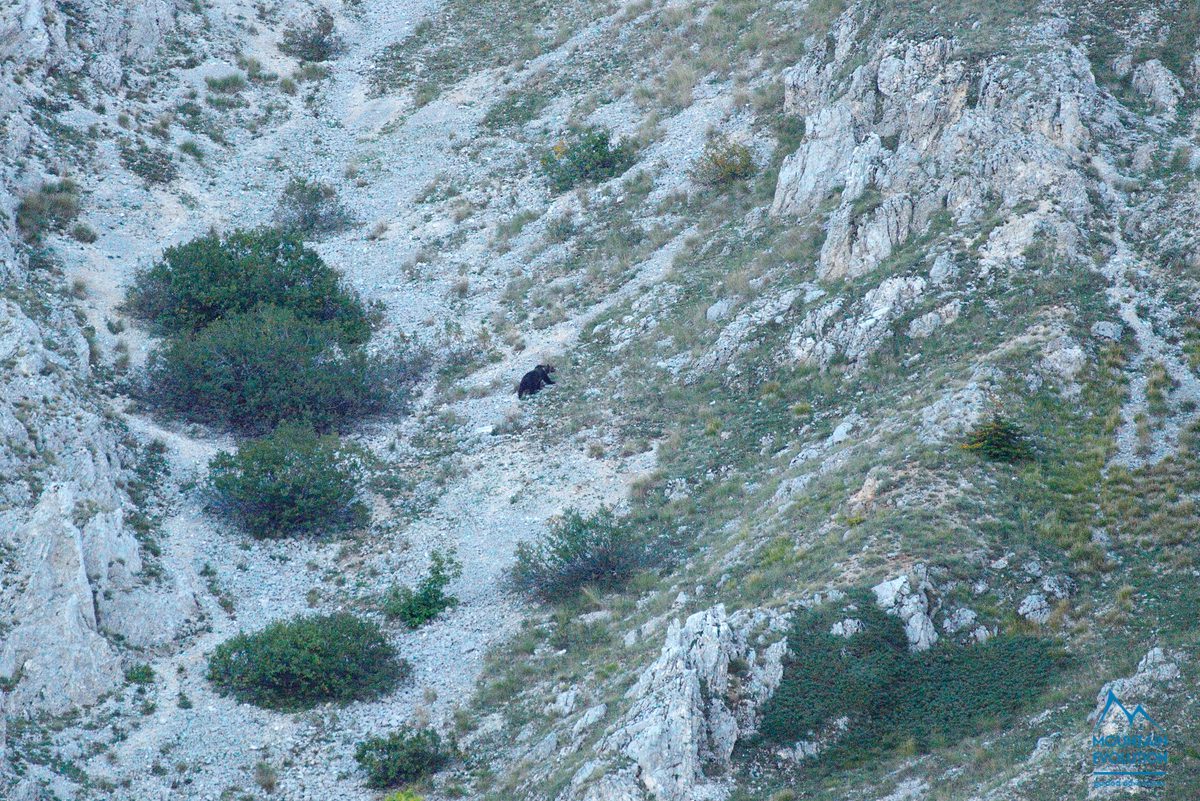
1095, 689, 1161, 731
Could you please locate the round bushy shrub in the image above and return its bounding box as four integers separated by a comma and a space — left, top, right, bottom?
209, 424, 368, 538
540, 128, 637, 193
355, 726, 449, 789
511, 508, 644, 602
126, 227, 371, 343
693, 136, 756, 187
273, 177, 355, 237
207, 613, 407, 711
145, 305, 400, 434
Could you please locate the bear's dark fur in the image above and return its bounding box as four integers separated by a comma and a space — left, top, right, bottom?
517, 364, 556, 399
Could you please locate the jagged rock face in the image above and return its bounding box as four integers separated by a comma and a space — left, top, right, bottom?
0, 491, 122, 713
0, 291, 197, 714
772, 11, 1104, 282
582, 605, 788, 801
0, 0, 198, 720
0, 0, 179, 89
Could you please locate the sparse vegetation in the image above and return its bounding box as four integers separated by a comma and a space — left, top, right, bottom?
205, 74, 247, 93
207, 613, 407, 711
124, 663, 154, 685
16, 179, 81, 241
126, 228, 372, 342
120, 139, 178, 185
70, 222, 97, 243
354, 726, 450, 789
273, 177, 355, 237
511, 508, 645, 602
540, 128, 638, 193
279, 8, 340, 62
382, 550, 462, 628
208, 423, 368, 538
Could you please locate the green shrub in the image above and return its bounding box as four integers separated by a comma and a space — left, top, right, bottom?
207, 613, 407, 711
144, 305, 403, 434
279, 8, 340, 62
354, 726, 449, 789
511, 508, 644, 602
16, 180, 80, 241
126, 228, 371, 342
540, 128, 637, 193
382, 550, 461, 628
757, 592, 1067, 765
273, 177, 355, 238
208, 423, 368, 538
693, 135, 756, 186
961, 414, 1033, 462
124, 663, 154, 684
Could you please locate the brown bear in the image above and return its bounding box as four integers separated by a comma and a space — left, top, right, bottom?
517, 364, 556, 398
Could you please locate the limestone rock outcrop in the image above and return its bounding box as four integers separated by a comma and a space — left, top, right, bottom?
581, 605, 788, 801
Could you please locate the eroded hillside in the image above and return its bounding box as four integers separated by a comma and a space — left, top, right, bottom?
2, 1, 1199, 800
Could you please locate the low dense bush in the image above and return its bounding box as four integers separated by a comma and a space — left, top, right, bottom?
354, 726, 449, 789
757, 592, 1067, 764
207, 613, 407, 711
961, 414, 1033, 462
16, 180, 80, 241
144, 305, 403, 434
382, 550, 461, 628
279, 8, 340, 62
540, 128, 637, 193
208, 423, 368, 538
126, 227, 371, 342
693, 135, 756, 187
273, 177, 355, 238
511, 508, 644, 602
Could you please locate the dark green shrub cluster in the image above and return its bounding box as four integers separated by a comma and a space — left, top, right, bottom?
382, 550, 461, 628
511, 508, 644, 602
207, 613, 407, 711
355, 726, 450, 789
961, 415, 1033, 462
208, 423, 368, 538
279, 8, 340, 62
16, 179, 81, 242
693, 135, 756, 187
273, 177, 355, 238
145, 305, 399, 434
540, 128, 638, 193
126, 228, 370, 342
757, 592, 1067, 765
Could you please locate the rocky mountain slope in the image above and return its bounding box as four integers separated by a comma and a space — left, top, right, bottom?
2, 0, 1199, 800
